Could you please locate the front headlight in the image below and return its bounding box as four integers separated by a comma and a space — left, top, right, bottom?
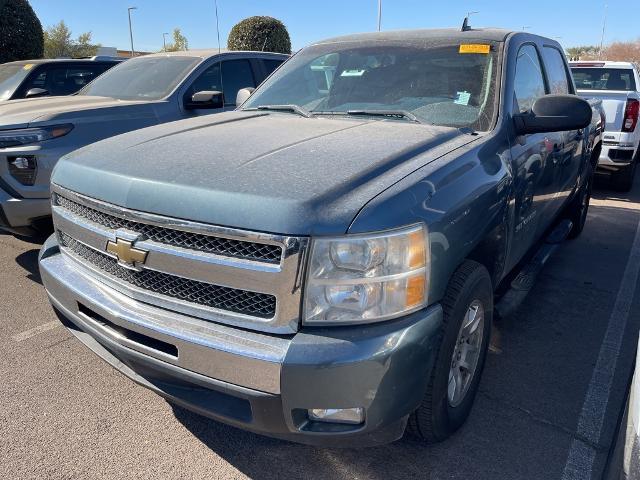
303, 224, 429, 325
0, 124, 73, 148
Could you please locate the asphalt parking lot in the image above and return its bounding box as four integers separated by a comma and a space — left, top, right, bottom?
1, 172, 640, 480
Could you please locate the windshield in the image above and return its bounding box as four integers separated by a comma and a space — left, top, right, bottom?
0, 64, 31, 101
243, 41, 499, 130
80, 56, 201, 100
571, 68, 637, 91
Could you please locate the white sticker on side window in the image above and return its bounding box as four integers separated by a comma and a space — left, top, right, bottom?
454, 91, 471, 105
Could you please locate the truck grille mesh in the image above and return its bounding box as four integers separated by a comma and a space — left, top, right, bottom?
54, 194, 282, 264
59, 233, 277, 319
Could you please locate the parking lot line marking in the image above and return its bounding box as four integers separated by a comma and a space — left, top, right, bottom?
12, 321, 61, 342
562, 213, 640, 480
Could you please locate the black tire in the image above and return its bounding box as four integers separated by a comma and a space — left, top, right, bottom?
407, 260, 492, 443
567, 165, 594, 239
611, 160, 636, 192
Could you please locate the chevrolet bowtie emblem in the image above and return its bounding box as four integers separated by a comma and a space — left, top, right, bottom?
106, 238, 148, 268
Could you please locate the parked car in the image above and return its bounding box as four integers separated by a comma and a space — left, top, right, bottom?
0, 57, 122, 102
570, 61, 640, 190
0, 49, 288, 235
40, 28, 602, 447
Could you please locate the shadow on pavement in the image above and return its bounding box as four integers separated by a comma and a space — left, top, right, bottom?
171, 404, 431, 480
14, 249, 42, 285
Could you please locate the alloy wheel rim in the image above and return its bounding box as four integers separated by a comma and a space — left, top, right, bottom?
448, 299, 485, 407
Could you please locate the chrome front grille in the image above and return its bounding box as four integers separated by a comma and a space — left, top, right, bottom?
53, 194, 283, 264
60, 233, 277, 318
51, 184, 307, 334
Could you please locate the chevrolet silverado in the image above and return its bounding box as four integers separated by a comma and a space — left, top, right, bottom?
40, 28, 603, 446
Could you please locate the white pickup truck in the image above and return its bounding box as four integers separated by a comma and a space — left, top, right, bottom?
570, 61, 640, 191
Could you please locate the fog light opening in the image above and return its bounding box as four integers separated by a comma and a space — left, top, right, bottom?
308, 408, 365, 425
8, 155, 37, 186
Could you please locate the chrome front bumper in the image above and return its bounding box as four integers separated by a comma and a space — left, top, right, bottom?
40, 234, 444, 446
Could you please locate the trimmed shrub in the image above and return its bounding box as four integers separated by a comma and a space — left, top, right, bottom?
0, 0, 44, 62
227, 16, 291, 55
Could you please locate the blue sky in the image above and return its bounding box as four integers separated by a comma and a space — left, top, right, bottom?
30, 0, 635, 53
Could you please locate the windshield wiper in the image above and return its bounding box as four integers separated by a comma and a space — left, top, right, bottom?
253, 104, 314, 118
345, 109, 423, 123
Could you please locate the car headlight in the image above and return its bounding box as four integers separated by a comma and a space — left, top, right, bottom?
0, 124, 73, 148
303, 224, 429, 325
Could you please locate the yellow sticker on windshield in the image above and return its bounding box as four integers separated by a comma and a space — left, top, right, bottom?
23, 63, 34, 70
459, 44, 491, 54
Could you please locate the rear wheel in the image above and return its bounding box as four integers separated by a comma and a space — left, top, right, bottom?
407, 260, 492, 443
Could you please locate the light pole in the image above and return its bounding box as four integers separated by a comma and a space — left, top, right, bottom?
128, 7, 137, 57
599, 3, 608, 59
163, 32, 169, 52
377, 0, 382, 31
467, 11, 479, 20
214, 0, 221, 54
522, 25, 531, 31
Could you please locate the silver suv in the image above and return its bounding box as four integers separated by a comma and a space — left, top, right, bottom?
0, 49, 287, 235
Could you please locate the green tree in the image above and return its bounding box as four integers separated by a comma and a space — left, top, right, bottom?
0, 0, 44, 63
43, 20, 99, 58
165, 28, 188, 52
227, 16, 291, 54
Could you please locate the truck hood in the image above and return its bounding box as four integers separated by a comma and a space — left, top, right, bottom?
0, 95, 158, 129
53, 111, 476, 235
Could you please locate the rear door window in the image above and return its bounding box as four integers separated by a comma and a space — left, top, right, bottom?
542, 47, 571, 94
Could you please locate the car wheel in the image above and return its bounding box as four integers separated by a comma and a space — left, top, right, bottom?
407, 260, 492, 443
567, 165, 593, 239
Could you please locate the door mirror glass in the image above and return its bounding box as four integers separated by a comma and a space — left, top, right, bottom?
25, 87, 49, 98
514, 94, 592, 134
236, 87, 255, 107
185, 90, 223, 110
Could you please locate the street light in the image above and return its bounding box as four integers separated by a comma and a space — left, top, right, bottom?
128, 7, 137, 58
522, 25, 531, 31
467, 11, 479, 20
163, 32, 169, 52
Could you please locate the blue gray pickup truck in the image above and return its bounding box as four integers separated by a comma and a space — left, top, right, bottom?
40, 28, 603, 446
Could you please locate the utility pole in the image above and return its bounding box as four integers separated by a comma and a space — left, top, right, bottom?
163, 32, 169, 52
377, 0, 382, 31
599, 3, 608, 59
128, 7, 137, 57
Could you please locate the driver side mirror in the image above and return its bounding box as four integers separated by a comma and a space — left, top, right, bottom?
185, 90, 223, 110
514, 94, 592, 135
236, 87, 255, 107
25, 87, 49, 99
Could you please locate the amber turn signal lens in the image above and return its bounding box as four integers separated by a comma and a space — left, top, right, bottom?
405, 275, 425, 308
408, 230, 426, 269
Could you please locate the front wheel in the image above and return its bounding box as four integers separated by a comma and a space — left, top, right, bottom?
407, 260, 492, 443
